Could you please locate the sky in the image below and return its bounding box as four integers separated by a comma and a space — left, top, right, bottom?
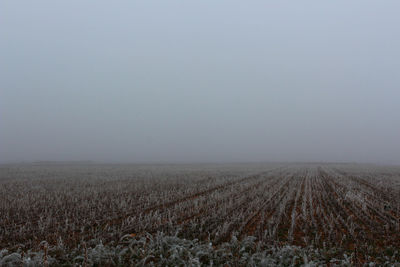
1, 1, 400, 164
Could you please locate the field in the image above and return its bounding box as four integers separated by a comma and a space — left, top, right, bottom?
1, 163, 400, 266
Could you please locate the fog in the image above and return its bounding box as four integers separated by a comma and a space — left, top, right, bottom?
1, 1, 400, 164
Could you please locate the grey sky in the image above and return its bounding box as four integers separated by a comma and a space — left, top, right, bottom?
1, 1, 400, 164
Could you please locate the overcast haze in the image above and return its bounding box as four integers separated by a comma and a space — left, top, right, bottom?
1, 1, 400, 164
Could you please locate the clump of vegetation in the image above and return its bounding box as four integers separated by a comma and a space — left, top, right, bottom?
3, 232, 399, 266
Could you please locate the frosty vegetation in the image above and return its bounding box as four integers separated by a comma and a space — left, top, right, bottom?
1, 163, 399, 266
